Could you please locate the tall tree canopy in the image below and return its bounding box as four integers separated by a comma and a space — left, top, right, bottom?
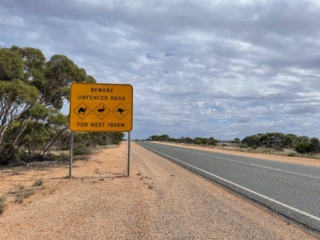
0, 46, 97, 165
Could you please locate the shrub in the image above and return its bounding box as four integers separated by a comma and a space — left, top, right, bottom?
273, 145, 283, 152
308, 152, 315, 157
252, 146, 257, 150
17, 150, 29, 162
295, 142, 310, 154
33, 179, 44, 187
15, 186, 34, 204
73, 147, 92, 156
287, 153, 297, 157
72, 143, 92, 156
239, 144, 248, 148
46, 153, 68, 161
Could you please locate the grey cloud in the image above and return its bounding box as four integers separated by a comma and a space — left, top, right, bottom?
286, 105, 320, 115
2, 0, 320, 140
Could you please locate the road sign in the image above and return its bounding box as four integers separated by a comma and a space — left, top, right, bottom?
69, 83, 133, 132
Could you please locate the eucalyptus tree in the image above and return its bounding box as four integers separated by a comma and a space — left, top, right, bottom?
0, 46, 96, 164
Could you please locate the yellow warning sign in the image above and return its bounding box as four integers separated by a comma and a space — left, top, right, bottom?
69, 83, 133, 132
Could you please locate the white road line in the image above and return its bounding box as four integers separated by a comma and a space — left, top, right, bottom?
160, 145, 320, 180
143, 145, 320, 223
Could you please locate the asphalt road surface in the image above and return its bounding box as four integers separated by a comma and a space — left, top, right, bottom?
136, 141, 320, 231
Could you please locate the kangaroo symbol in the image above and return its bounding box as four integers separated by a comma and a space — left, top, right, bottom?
97, 105, 105, 115
116, 108, 125, 115
78, 107, 87, 115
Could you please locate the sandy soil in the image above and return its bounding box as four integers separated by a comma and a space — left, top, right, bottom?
0, 142, 317, 239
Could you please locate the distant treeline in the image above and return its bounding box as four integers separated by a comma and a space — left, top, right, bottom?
144, 132, 320, 154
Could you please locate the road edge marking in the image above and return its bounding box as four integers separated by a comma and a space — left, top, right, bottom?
143, 145, 320, 223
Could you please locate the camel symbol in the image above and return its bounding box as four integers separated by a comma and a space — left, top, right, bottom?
97, 105, 105, 115
78, 107, 87, 115
116, 108, 125, 115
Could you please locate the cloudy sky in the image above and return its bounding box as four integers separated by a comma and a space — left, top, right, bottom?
1, 0, 320, 140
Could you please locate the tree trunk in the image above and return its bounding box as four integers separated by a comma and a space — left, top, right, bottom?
40, 126, 68, 157
7, 115, 32, 156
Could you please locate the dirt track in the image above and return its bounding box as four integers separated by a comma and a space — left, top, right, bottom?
0, 142, 317, 239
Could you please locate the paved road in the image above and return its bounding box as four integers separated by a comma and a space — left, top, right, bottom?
136, 141, 320, 231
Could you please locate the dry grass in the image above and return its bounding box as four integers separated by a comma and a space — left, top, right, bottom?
0, 194, 7, 215
33, 179, 44, 187
14, 186, 35, 204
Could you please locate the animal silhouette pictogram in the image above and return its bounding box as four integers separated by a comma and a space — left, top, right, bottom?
97, 105, 105, 115
78, 107, 87, 115
116, 108, 125, 115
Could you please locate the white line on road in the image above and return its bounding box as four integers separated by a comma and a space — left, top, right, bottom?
161, 145, 320, 180
143, 145, 320, 223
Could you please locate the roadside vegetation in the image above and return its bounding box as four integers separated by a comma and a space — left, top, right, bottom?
144, 133, 320, 159
0, 46, 124, 167
0, 194, 6, 215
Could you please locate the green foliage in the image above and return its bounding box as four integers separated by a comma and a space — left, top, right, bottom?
10, 45, 46, 83
239, 144, 248, 148
240, 133, 320, 155
44, 54, 96, 108
45, 153, 68, 161
259, 132, 288, 148
273, 145, 283, 151
73, 144, 92, 156
209, 137, 218, 146
242, 135, 260, 147
309, 137, 320, 153
159, 134, 170, 141
295, 142, 310, 154
0, 79, 39, 105
192, 137, 209, 145
193, 138, 202, 145
149, 135, 160, 141
234, 138, 240, 144
15, 186, 34, 204
287, 152, 297, 157
294, 137, 320, 154
0, 45, 98, 165
0, 48, 24, 80
73, 132, 125, 147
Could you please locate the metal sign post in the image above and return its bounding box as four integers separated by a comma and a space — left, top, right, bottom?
127, 132, 131, 176
69, 132, 74, 178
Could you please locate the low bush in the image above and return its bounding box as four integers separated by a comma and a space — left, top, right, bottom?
273, 146, 283, 152
72, 143, 93, 156
33, 179, 44, 187
295, 142, 310, 154
46, 153, 68, 161
73, 146, 92, 156
287, 152, 297, 157
239, 144, 248, 148
17, 150, 29, 162
15, 186, 35, 204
